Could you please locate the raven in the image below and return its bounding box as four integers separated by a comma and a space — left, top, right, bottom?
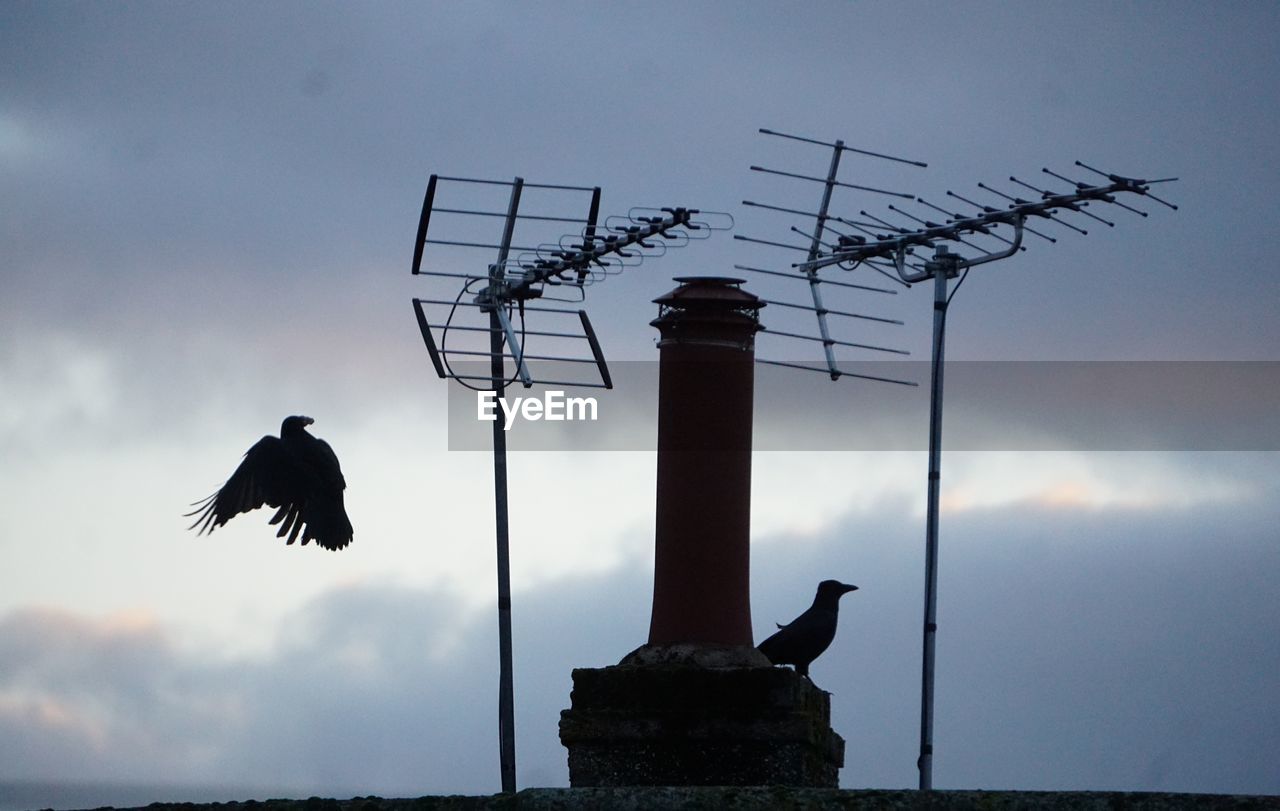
187, 415, 353, 551
757, 580, 858, 680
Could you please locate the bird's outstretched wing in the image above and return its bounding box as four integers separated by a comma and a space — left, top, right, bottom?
186, 436, 300, 535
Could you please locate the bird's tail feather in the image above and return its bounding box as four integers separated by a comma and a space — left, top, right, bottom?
184, 493, 219, 534
304, 496, 353, 552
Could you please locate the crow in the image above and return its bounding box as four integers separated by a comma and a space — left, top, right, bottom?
187, 415, 353, 551
757, 580, 858, 681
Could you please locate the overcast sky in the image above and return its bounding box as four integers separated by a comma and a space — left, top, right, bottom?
2, 1, 1278, 805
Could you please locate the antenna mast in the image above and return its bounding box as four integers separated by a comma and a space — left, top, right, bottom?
410, 173, 730, 793
809, 161, 1176, 788
738, 130, 1176, 790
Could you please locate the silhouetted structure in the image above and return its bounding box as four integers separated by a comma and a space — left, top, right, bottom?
758, 580, 858, 683
647, 277, 763, 647
560, 278, 846, 787
187, 415, 353, 551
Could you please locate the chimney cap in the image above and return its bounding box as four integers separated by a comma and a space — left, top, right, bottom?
653, 276, 764, 311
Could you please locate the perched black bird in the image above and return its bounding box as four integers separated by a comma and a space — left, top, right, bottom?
757, 580, 858, 680
187, 415, 353, 551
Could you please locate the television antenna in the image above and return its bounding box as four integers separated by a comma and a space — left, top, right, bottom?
410, 173, 730, 793
733, 128, 925, 387
737, 129, 1176, 790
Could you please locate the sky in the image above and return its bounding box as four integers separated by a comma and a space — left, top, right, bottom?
2, 0, 1279, 805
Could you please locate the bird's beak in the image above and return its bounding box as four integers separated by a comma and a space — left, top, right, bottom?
841, 583, 859, 594
301, 416, 315, 426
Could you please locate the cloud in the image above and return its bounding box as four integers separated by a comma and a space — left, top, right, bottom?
3, 495, 1278, 799
0, 608, 240, 781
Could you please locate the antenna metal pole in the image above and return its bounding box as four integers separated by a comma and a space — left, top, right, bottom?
804, 141, 844, 379
412, 173, 730, 794
489, 177, 523, 795
918, 245, 956, 790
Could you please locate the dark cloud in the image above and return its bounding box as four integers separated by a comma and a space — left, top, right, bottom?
3, 0, 1279, 363
3, 498, 1277, 799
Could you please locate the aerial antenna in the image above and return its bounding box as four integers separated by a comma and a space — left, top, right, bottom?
761, 136, 1177, 789
734, 128, 923, 387
410, 173, 730, 793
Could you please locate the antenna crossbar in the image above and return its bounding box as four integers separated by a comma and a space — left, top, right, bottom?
755, 358, 917, 386
750, 164, 915, 199
757, 128, 929, 167
758, 298, 904, 325
757, 326, 910, 356
733, 264, 896, 295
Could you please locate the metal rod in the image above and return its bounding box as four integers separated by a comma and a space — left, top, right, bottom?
734, 234, 814, 253
1008, 176, 1114, 227
759, 298, 904, 325
804, 142, 845, 378
757, 128, 929, 167
913, 197, 962, 223
834, 214, 909, 233
413, 270, 493, 282
757, 326, 910, 355
1141, 190, 1180, 211
889, 204, 997, 254
915, 198, 1017, 248
1040, 167, 1086, 189
440, 348, 599, 363
742, 199, 823, 219
862, 259, 918, 287
733, 264, 896, 295
425, 238, 545, 252
491, 178, 522, 795
750, 165, 916, 199
918, 247, 951, 792
434, 174, 596, 192
429, 206, 592, 225
579, 310, 613, 389
444, 373, 610, 388
978, 183, 1088, 235
412, 175, 439, 275
859, 210, 912, 234
427, 324, 589, 339
494, 307, 533, 388
423, 324, 502, 334
755, 357, 918, 386
792, 225, 839, 251
412, 298, 448, 378
955, 189, 1056, 243
417, 298, 595, 315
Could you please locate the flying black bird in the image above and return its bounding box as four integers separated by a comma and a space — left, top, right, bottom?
187, 415, 353, 551
757, 580, 858, 681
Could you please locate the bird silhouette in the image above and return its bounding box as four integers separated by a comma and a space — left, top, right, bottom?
187, 415, 353, 551
757, 580, 858, 682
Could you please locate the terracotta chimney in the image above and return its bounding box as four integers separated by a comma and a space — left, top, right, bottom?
646, 276, 764, 647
